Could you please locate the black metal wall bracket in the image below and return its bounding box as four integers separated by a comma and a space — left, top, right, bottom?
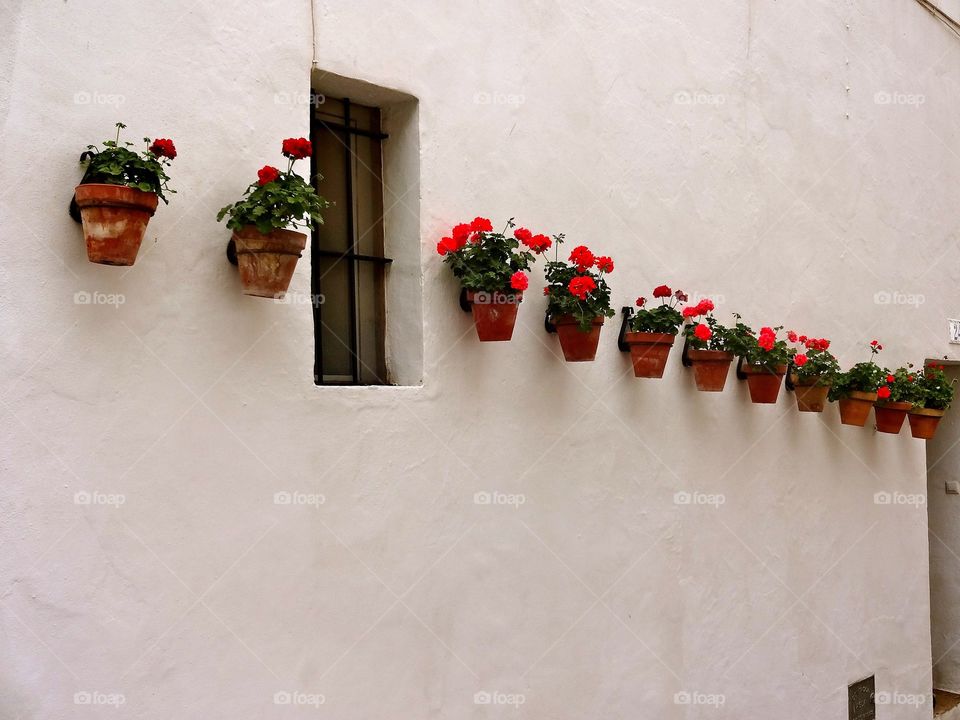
784, 362, 796, 391
681, 337, 693, 367
69, 151, 97, 223
544, 312, 557, 334
617, 307, 634, 352
226, 238, 238, 266
459, 288, 471, 313
736, 356, 748, 380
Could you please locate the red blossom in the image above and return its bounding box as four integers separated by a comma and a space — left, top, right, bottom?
149, 138, 177, 159
569, 246, 595, 271
594, 256, 614, 273
794, 354, 808, 367
510, 271, 529, 291
451, 223, 472, 248
281, 137, 312, 160
877, 386, 891, 400
514, 228, 533, 242
542, 286, 550, 296
568, 275, 597, 300
652, 285, 672, 298
526, 234, 552, 253
694, 323, 712, 341
257, 165, 280, 185
436, 236, 458, 256
886, 374, 895, 384
758, 327, 776, 352
471, 217, 493, 233
787, 330, 798, 343
636, 297, 646, 307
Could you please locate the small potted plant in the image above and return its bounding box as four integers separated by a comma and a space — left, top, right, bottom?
437, 219, 549, 341
874, 366, 917, 434
682, 299, 735, 391
828, 340, 885, 426
543, 239, 615, 362
74, 122, 176, 266
727, 319, 793, 404
624, 286, 686, 378
908, 361, 955, 439
217, 138, 330, 298
787, 332, 838, 413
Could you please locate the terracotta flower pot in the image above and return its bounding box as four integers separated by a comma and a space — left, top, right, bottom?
741, 363, 787, 404
874, 401, 912, 434
687, 349, 734, 392
74, 183, 159, 266
908, 407, 946, 439
232, 225, 307, 298
838, 390, 878, 427
623, 331, 676, 378
466, 290, 521, 342
552, 315, 604, 362
792, 375, 829, 413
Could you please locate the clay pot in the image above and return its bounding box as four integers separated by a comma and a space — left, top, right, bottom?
687, 349, 734, 392
874, 401, 912, 434
792, 375, 830, 413
466, 290, 521, 342
623, 332, 676, 378
741, 363, 788, 404
232, 225, 307, 298
74, 183, 159, 266
552, 315, 604, 362
908, 407, 946, 439
838, 390, 878, 427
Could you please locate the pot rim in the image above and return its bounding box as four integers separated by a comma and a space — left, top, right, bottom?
465, 289, 523, 303
551, 314, 605, 328
842, 390, 879, 402
687, 348, 734, 362
623, 331, 676, 344
909, 407, 946, 417
875, 401, 913, 411
74, 183, 159, 212
740, 363, 788, 376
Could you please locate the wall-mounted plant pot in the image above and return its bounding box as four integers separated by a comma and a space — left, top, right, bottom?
740, 363, 787, 404
874, 401, 913, 434
465, 290, 521, 342
623, 331, 675, 378
74, 184, 158, 266
792, 375, 829, 413
552, 315, 604, 362
232, 225, 307, 298
687, 349, 734, 392
837, 390, 878, 427
908, 407, 946, 439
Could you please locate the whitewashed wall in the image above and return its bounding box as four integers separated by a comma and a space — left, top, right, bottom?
2, 1, 959, 717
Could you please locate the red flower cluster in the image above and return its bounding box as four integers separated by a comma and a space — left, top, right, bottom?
694, 323, 712, 341
514, 227, 551, 254
652, 285, 672, 298
569, 246, 594, 271
257, 165, 280, 186
568, 275, 597, 300
471, 217, 493, 232
682, 298, 714, 318
877, 386, 891, 400
788, 331, 830, 352
281, 137, 312, 160
149, 138, 177, 159
757, 326, 776, 352
636, 296, 646, 307
595, 256, 614, 273
870, 339, 884, 352
510, 271, 529, 291
794, 354, 809, 367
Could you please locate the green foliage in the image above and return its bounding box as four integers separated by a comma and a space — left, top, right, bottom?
682, 312, 733, 352
441, 219, 536, 292
791, 346, 840, 385
914, 361, 956, 410
879, 365, 920, 404
725, 316, 794, 368
543, 236, 615, 332
79, 123, 175, 203
828, 362, 885, 401
218, 171, 330, 234
629, 291, 684, 334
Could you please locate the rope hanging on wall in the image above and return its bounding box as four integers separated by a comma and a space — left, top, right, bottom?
912, 0, 960, 40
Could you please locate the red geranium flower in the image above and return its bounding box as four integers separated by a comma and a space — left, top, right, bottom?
594, 256, 614, 273
543, 286, 550, 296
451, 223, 472, 248
877, 386, 891, 400
675, 290, 688, 302
436, 236, 458, 256
787, 330, 798, 343
149, 138, 177, 159
758, 327, 776, 352
886, 374, 895, 383
568, 275, 597, 300
257, 165, 280, 185
798, 335, 808, 344
870, 340, 879, 347
526, 234, 552, 253
510, 271, 529, 291
569, 246, 595, 271
694, 323, 712, 341
696, 298, 714, 313
471, 217, 493, 233
682, 306, 698, 318
281, 137, 312, 159
652, 285, 672, 298
514, 227, 532, 242
636, 297, 646, 307
794, 354, 808, 367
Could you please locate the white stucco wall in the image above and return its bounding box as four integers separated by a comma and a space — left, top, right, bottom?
2, 1, 959, 717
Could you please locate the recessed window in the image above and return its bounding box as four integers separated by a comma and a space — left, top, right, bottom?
312, 96, 390, 385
